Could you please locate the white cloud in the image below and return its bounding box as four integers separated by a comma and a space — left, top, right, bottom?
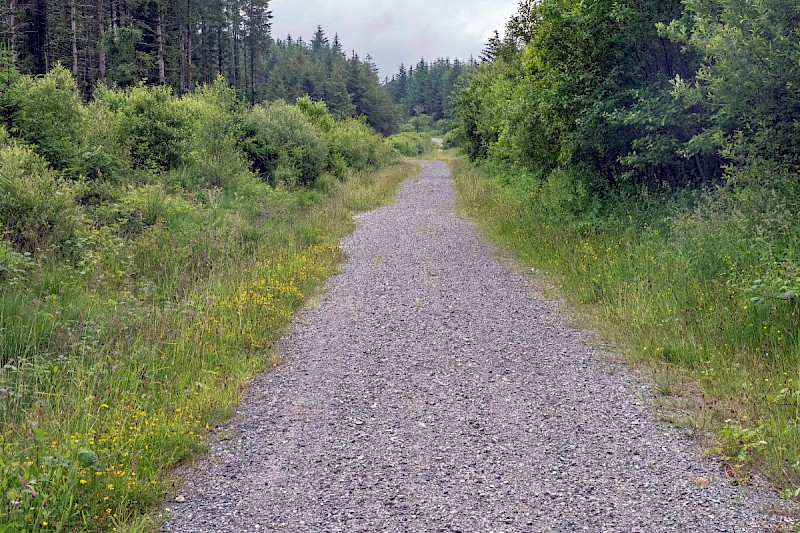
269, 0, 519, 77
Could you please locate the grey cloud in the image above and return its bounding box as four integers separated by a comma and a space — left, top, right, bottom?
270, 0, 519, 77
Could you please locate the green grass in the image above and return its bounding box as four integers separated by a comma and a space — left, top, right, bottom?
0, 162, 417, 532
447, 153, 800, 495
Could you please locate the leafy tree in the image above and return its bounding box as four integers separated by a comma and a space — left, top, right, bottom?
666, 0, 800, 171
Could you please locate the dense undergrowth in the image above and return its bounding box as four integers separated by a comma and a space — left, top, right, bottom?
0, 56, 417, 531
450, 154, 800, 494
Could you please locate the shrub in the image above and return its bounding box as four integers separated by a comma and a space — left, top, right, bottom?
386, 132, 435, 157
0, 240, 33, 285
95, 83, 188, 173
443, 128, 463, 150
78, 100, 130, 183
328, 118, 389, 173
240, 112, 281, 181
8, 65, 84, 173
296, 95, 335, 133
243, 102, 328, 187
180, 78, 250, 189
0, 142, 83, 254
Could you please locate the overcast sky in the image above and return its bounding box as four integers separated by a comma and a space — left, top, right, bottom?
270, 0, 519, 78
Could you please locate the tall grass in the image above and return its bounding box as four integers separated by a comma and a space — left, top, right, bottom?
449, 154, 800, 494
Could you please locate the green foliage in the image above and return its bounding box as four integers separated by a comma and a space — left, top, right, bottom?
78, 101, 130, 183
95, 83, 188, 173
296, 95, 336, 133
180, 77, 250, 189
718, 425, 768, 467
409, 113, 433, 133
239, 112, 281, 181
0, 240, 33, 285
246, 102, 329, 186
668, 0, 800, 169
0, 142, 82, 254
104, 25, 149, 87
8, 65, 84, 173
451, 0, 708, 189
386, 58, 478, 124
386, 132, 435, 157
263, 34, 397, 133
328, 118, 390, 173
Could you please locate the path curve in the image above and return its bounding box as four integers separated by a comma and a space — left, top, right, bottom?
166, 161, 779, 532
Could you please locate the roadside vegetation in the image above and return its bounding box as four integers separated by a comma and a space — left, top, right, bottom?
448, 0, 800, 495
0, 51, 416, 531
386, 133, 437, 158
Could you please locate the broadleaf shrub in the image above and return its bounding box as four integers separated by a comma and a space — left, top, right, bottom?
329, 118, 390, 173
244, 102, 328, 187
0, 142, 82, 254
95, 83, 188, 173
9, 65, 84, 173
386, 132, 435, 157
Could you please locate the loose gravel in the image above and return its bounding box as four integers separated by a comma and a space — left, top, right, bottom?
165, 161, 782, 532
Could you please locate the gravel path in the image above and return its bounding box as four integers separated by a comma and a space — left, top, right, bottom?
165, 161, 781, 532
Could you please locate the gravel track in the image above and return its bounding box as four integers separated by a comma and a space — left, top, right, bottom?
165, 161, 781, 532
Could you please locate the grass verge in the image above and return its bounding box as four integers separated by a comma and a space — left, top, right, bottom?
447, 153, 800, 499
0, 162, 416, 532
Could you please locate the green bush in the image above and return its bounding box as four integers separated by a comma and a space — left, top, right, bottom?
78, 100, 130, 183
8, 65, 84, 173
329, 118, 390, 173
442, 128, 463, 150
0, 239, 34, 285
180, 78, 250, 189
386, 132, 435, 157
240, 112, 281, 181
0, 142, 83, 254
244, 102, 328, 186
296, 95, 335, 133
96, 83, 188, 173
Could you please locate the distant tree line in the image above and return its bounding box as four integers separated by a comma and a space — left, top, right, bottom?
386, 58, 478, 125
0, 2, 401, 133
260, 27, 399, 135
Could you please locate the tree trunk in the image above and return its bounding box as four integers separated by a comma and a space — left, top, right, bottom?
187, 27, 193, 89
157, 10, 165, 83
216, 24, 222, 78
71, 1, 79, 77
184, 0, 193, 91
180, 31, 187, 92
249, 40, 255, 103
241, 39, 248, 102
231, 18, 238, 87
9, 0, 17, 55
98, 0, 106, 81
111, 0, 118, 35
